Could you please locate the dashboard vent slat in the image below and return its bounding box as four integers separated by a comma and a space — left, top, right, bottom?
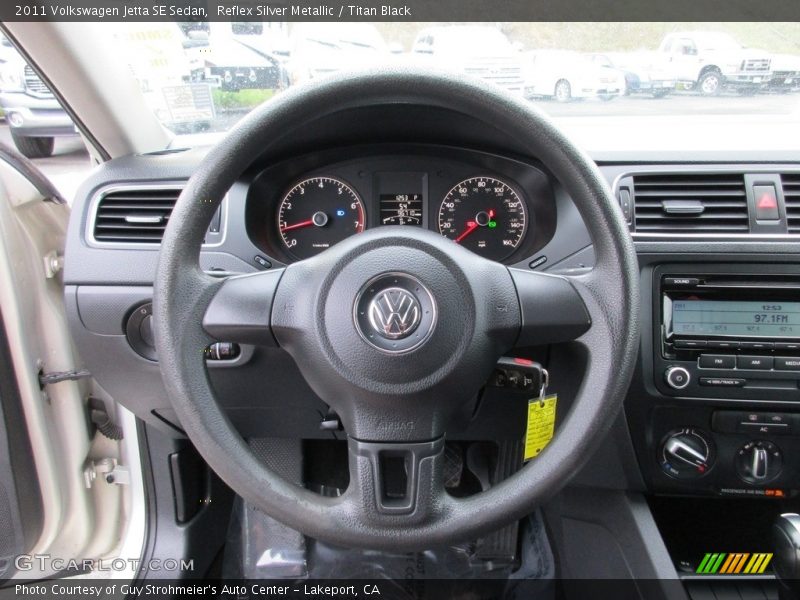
782, 174, 800, 233
93, 187, 181, 244
632, 174, 749, 234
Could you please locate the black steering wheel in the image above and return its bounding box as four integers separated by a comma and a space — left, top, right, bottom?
153, 67, 639, 551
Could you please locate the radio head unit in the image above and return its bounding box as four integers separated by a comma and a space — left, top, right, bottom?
653, 270, 800, 401
662, 275, 800, 357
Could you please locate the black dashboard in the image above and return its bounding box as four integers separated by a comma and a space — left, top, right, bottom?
61, 101, 800, 524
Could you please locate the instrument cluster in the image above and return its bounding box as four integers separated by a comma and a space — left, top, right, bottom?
245, 148, 557, 265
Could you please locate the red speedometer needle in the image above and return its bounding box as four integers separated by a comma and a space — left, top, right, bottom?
280, 219, 314, 233
455, 221, 479, 243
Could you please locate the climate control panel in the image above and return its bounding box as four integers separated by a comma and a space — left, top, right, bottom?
644, 406, 799, 498
659, 429, 714, 480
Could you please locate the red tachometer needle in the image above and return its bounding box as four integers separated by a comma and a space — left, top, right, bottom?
455, 221, 479, 243
280, 219, 314, 233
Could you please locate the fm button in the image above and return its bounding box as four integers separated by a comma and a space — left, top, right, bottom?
665, 366, 691, 390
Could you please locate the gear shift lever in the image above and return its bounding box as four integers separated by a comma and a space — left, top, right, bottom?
773, 514, 800, 600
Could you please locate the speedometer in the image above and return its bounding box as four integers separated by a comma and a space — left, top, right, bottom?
438, 176, 527, 261
278, 177, 366, 260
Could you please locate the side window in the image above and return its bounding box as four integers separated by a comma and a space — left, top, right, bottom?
676, 38, 697, 55
413, 35, 433, 54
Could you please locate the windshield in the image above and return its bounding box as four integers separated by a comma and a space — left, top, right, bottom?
420, 27, 517, 57
694, 32, 742, 51
99, 22, 799, 139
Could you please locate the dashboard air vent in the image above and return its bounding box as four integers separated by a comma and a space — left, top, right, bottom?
782, 174, 800, 233
632, 173, 749, 234
92, 187, 180, 244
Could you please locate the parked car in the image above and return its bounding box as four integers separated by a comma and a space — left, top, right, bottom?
0, 34, 76, 158
288, 24, 389, 85
587, 52, 676, 98
523, 49, 626, 102
657, 31, 772, 96
411, 26, 525, 95
766, 54, 800, 93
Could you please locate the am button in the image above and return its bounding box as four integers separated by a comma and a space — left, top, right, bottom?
737, 355, 774, 370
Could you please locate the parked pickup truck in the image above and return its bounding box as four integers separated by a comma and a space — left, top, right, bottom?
412, 26, 525, 95
766, 54, 800, 93
0, 34, 76, 158
657, 31, 772, 96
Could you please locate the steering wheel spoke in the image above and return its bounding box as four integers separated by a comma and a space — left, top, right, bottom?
508, 267, 593, 346
346, 437, 446, 521
202, 269, 285, 346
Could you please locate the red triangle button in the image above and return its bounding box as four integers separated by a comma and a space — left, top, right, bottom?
757, 193, 777, 209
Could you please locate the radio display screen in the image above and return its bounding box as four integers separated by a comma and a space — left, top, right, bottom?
672, 300, 800, 338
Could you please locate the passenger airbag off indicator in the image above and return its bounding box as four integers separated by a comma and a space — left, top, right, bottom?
754, 184, 780, 221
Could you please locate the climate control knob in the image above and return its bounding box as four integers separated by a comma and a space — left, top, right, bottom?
736, 440, 782, 484
665, 366, 691, 390
660, 428, 715, 480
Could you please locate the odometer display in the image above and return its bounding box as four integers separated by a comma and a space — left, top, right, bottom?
278, 177, 365, 259
438, 176, 527, 261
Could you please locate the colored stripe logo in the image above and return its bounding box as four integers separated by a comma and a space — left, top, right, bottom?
696, 553, 773, 574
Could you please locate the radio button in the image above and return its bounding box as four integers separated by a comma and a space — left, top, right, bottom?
699, 377, 746, 387
775, 357, 800, 371
775, 342, 800, 352
699, 354, 736, 369
663, 277, 701, 286
740, 341, 774, 351
707, 340, 740, 350
674, 340, 707, 349
737, 355, 774, 370
665, 366, 691, 390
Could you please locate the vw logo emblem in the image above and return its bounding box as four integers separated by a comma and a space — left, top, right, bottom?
354, 273, 437, 354
367, 287, 421, 339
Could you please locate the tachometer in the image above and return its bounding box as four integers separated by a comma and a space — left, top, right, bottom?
278, 177, 365, 260
438, 176, 527, 261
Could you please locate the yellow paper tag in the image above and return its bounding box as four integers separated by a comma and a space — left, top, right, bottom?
524, 394, 558, 461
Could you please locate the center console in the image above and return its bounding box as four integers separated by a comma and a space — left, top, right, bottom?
629, 263, 800, 500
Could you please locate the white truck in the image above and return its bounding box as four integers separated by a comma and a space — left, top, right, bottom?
657, 32, 772, 96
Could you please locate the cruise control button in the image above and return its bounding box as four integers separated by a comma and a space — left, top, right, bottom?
699, 354, 735, 369
775, 357, 800, 371
700, 377, 746, 387
737, 355, 774, 370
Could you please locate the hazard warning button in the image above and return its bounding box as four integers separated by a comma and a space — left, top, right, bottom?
753, 184, 780, 221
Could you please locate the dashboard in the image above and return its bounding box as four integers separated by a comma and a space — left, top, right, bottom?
60, 101, 800, 514
244, 147, 556, 265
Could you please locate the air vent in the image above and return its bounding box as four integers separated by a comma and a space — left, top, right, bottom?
632, 173, 749, 234
92, 187, 180, 244
782, 174, 800, 233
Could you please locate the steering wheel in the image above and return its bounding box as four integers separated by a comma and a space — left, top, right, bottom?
153, 67, 639, 551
